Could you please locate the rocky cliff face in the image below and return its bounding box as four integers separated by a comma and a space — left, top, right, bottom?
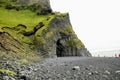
35, 13, 91, 57
0, 0, 91, 60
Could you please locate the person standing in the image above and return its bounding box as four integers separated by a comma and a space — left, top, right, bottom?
119, 54, 120, 58
115, 54, 117, 58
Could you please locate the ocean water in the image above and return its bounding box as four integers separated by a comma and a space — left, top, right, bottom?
91, 49, 120, 57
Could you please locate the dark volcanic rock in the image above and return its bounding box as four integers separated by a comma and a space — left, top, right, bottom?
35, 13, 91, 57
1, 57, 119, 80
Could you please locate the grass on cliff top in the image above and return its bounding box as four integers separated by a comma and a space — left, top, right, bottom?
0, 7, 54, 31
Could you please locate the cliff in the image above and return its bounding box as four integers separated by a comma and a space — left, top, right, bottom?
0, 0, 91, 61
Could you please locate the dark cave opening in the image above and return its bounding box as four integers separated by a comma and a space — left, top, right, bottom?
56, 39, 65, 57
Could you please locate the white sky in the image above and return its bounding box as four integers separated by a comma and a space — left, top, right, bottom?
50, 0, 120, 52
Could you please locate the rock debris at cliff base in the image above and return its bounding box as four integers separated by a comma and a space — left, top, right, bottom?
0, 57, 120, 80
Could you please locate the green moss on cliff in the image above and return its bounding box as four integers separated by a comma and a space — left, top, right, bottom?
61, 24, 74, 35
35, 15, 55, 35
34, 15, 55, 46
0, 6, 55, 49
34, 36, 46, 46
0, 5, 55, 60
67, 37, 84, 49
45, 31, 54, 39
2, 27, 33, 45
0, 7, 50, 31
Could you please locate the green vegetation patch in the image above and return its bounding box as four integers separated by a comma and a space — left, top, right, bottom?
0, 68, 16, 76
2, 27, 33, 45
34, 36, 46, 46
0, 7, 50, 31
61, 24, 74, 35
45, 31, 54, 39
15, 59, 28, 65
54, 12, 68, 20
34, 15, 55, 46
67, 37, 84, 49
0, 7, 55, 46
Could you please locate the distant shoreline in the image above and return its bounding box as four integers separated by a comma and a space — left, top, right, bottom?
90, 49, 120, 57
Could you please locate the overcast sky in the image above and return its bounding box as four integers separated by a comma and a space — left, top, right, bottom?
50, 0, 120, 52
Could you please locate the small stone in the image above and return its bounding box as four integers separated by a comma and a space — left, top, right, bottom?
49, 64, 53, 66
89, 65, 93, 68
115, 70, 120, 74
104, 70, 110, 75
3, 76, 9, 80
34, 69, 38, 71
72, 66, 80, 70
27, 67, 32, 71
73, 74, 77, 78
48, 78, 52, 80
63, 78, 66, 80
94, 71, 99, 74
88, 72, 93, 75
20, 71, 26, 76
20, 75, 30, 80
102, 75, 108, 78
64, 64, 68, 66
10, 77, 16, 80
66, 71, 70, 75
95, 71, 98, 73
85, 67, 89, 70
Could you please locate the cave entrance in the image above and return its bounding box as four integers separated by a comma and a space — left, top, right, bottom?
56, 39, 65, 57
